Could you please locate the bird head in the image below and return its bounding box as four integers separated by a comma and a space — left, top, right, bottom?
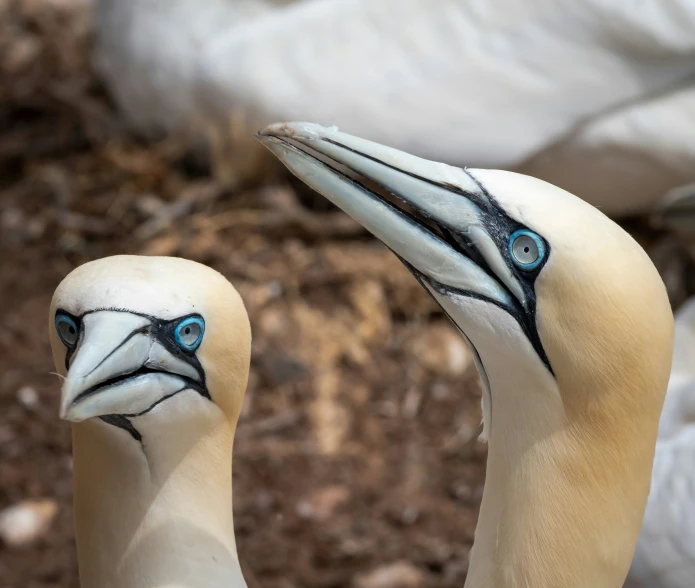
257, 123, 673, 444
49, 255, 251, 443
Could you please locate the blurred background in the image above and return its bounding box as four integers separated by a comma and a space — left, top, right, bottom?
1, 1, 694, 587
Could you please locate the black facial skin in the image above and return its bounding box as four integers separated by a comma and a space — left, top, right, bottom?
413, 172, 552, 375
55, 309, 209, 442
294, 137, 553, 374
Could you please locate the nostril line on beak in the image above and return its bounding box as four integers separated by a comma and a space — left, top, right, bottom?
84, 326, 150, 378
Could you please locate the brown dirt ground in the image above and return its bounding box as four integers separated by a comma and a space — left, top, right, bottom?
0, 2, 693, 588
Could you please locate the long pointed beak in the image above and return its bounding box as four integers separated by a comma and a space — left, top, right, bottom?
257, 122, 521, 308
61, 311, 201, 422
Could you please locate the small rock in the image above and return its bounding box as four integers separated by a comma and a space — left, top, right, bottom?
0, 500, 58, 547
353, 561, 426, 588
254, 490, 275, 512
401, 387, 423, 419
1, 207, 24, 231
265, 280, 284, 300
3, 36, 41, 72
430, 382, 451, 401
0, 425, 15, 444
17, 386, 39, 409
410, 324, 472, 376
400, 505, 420, 525
135, 194, 166, 216
296, 485, 349, 522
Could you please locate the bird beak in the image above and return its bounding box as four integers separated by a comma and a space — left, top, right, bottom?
256, 122, 521, 308
60, 311, 202, 422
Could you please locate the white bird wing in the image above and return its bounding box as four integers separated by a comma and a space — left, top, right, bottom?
627, 427, 695, 588
94, 0, 278, 135
95, 0, 695, 213
627, 299, 695, 587
520, 83, 695, 216
671, 298, 695, 382
658, 298, 695, 439
197, 0, 695, 210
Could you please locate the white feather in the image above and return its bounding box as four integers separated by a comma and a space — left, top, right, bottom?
94, 0, 695, 214
627, 299, 695, 587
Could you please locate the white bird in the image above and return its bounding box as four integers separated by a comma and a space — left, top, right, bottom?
258, 121, 674, 587
626, 298, 695, 588
94, 0, 695, 215
49, 256, 251, 588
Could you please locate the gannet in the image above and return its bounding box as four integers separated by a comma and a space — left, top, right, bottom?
627, 298, 695, 588
49, 256, 250, 588
258, 122, 674, 587
95, 0, 695, 215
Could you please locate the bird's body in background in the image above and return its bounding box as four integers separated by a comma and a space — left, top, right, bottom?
95, 0, 695, 215
626, 299, 695, 588
259, 122, 674, 587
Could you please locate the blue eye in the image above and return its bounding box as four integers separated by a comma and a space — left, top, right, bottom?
55, 313, 79, 348
509, 230, 546, 270
175, 316, 205, 351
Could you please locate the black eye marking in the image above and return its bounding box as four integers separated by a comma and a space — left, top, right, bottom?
150, 313, 209, 400
376, 167, 553, 375
397, 255, 553, 376
55, 310, 83, 371
100, 414, 142, 443
454, 172, 553, 374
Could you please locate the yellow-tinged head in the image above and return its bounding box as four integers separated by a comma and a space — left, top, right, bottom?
49, 255, 251, 441
476, 169, 674, 437
258, 122, 674, 587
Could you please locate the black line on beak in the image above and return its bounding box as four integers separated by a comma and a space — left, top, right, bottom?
84, 325, 150, 376
320, 137, 491, 209
72, 366, 205, 406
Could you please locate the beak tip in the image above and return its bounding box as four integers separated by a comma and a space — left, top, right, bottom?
257, 122, 292, 139
59, 404, 84, 423
255, 135, 282, 157
257, 121, 330, 143
59, 381, 79, 422
58, 398, 71, 421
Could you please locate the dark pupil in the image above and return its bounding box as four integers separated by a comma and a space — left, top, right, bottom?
524, 247, 530, 253
185, 327, 191, 335
68, 326, 75, 334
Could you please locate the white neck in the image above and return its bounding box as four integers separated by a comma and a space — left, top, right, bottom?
428, 296, 654, 588
71, 393, 245, 588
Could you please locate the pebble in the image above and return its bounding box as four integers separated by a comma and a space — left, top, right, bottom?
410, 324, 472, 376
16, 386, 39, 409
0, 425, 15, 444
0, 499, 58, 547
296, 485, 350, 522
353, 561, 425, 588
